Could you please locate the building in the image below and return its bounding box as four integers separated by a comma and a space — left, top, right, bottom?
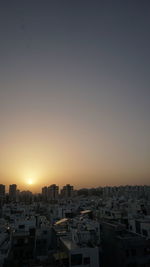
61, 184, 74, 198
19, 191, 32, 203
9, 184, 17, 202
0, 184, 5, 207
53, 216, 100, 266
42, 186, 48, 201
0, 225, 11, 266
11, 217, 36, 265
0, 185, 5, 196
100, 220, 150, 267
47, 184, 59, 201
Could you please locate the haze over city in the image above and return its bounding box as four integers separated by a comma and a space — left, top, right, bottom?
0, 1, 150, 192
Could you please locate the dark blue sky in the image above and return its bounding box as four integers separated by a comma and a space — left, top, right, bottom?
0, 0, 150, 189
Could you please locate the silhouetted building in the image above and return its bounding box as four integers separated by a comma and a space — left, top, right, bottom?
42, 186, 48, 201
0, 184, 5, 196
47, 184, 59, 201
9, 184, 17, 202
61, 184, 74, 198
19, 190, 32, 203
0, 184, 5, 206
100, 220, 150, 267
11, 219, 36, 265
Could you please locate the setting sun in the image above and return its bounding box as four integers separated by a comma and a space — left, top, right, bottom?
22, 171, 39, 188
26, 179, 34, 185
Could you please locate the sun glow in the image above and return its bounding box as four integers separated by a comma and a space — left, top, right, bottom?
26, 179, 34, 185
22, 170, 39, 187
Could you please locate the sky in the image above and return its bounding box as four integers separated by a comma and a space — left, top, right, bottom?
0, 0, 150, 192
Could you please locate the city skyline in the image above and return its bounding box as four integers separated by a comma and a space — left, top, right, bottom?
0, 1, 150, 191
0, 182, 150, 195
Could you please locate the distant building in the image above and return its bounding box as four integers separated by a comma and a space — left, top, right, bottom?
0, 184, 5, 206
9, 184, 17, 202
0, 184, 5, 197
19, 190, 32, 203
61, 184, 74, 198
47, 184, 59, 201
16, 189, 20, 202
42, 186, 48, 201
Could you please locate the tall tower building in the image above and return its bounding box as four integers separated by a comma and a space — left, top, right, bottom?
47, 184, 59, 201
61, 184, 74, 198
9, 184, 17, 202
0, 184, 5, 206
0, 184, 5, 196
42, 186, 48, 201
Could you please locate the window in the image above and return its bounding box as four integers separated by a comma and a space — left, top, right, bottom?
71, 254, 82, 266
144, 247, 150, 255
19, 224, 25, 229
84, 257, 90, 265
142, 229, 148, 237
126, 250, 129, 257
131, 249, 136, 256
18, 238, 25, 245
24, 238, 28, 244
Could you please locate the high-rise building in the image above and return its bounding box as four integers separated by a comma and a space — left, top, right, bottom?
0, 184, 5, 206
42, 186, 48, 201
47, 184, 59, 201
61, 184, 74, 198
0, 184, 5, 196
9, 184, 17, 202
